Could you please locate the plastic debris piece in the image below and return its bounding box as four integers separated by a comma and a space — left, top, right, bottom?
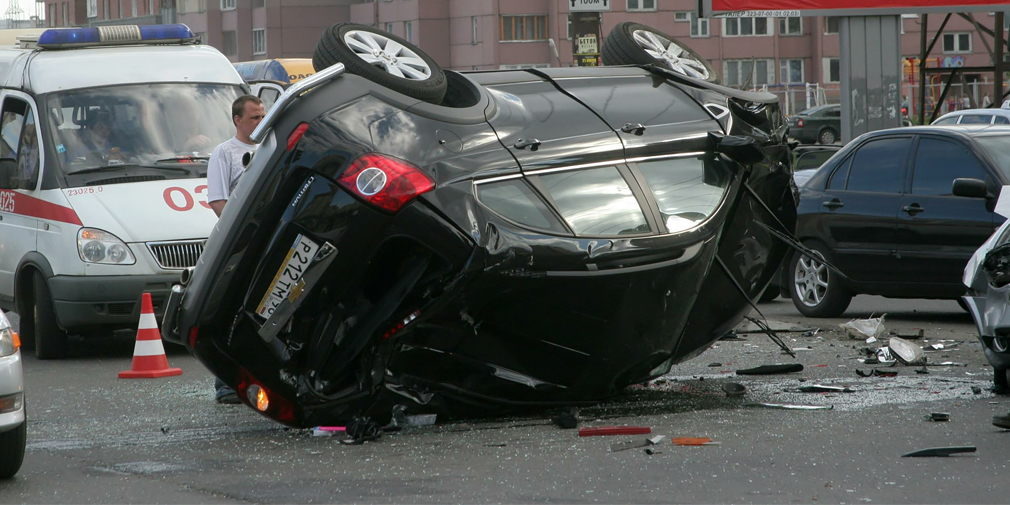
856, 369, 872, 377
796, 384, 856, 393
876, 347, 896, 364
611, 439, 652, 452
889, 329, 925, 340
722, 382, 746, 397
406, 414, 437, 427
972, 386, 982, 394
647, 435, 665, 445
708, 362, 722, 367
736, 363, 804, 375
901, 446, 976, 457
553, 408, 580, 429
670, 437, 719, 446
866, 336, 877, 344
579, 426, 652, 437
312, 426, 347, 437
926, 412, 950, 422
744, 402, 833, 410
644, 447, 660, 455
992, 414, 1010, 429
889, 337, 925, 365
840, 315, 886, 340
873, 369, 898, 377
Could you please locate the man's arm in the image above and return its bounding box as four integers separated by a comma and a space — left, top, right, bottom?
209, 200, 226, 217
206, 144, 230, 218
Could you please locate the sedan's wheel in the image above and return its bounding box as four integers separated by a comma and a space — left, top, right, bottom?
313, 22, 447, 104
32, 271, 68, 359
0, 420, 26, 478
789, 244, 851, 318
601, 22, 719, 84
818, 128, 837, 145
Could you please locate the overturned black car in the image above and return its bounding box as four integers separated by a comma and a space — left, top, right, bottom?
162, 22, 796, 427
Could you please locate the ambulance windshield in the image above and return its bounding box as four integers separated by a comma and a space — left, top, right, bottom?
44, 83, 242, 183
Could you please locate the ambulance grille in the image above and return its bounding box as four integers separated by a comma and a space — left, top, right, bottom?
148, 240, 205, 269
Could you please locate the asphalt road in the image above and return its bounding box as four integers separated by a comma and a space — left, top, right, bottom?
1, 295, 1008, 504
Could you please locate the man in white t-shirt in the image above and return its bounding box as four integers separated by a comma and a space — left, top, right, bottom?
206, 95, 265, 403
207, 95, 265, 217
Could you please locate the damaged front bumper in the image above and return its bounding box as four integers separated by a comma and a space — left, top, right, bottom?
963, 220, 1010, 373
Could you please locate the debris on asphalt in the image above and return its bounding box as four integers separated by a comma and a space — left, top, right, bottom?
744, 402, 834, 410
795, 384, 856, 393
801, 329, 821, 337
312, 426, 347, 437
840, 315, 886, 340
340, 417, 382, 445
406, 414, 437, 427
742, 316, 797, 358
901, 446, 976, 457
579, 426, 652, 437
611, 439, 650, 452
865, 336, 878, 344
889, 329, 925, 340
972, 386, 983, 394
553, 408, 580, 429
889, 337, 926, 365
876, 347, 897, 364
644, 447, 660, 455
670, 437, 720, 446
736, 364, 804, 375
926, 412, 950, 422
722, 382, 746, 397
873, 369, 898, 377
993, 414, 1010, 430
708, 362, 723, 367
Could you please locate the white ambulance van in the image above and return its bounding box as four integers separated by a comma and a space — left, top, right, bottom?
0, 25, 245, 358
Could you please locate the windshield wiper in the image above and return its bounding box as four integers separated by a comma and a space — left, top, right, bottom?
69, 164, 191, 175
156, 156, 210, 164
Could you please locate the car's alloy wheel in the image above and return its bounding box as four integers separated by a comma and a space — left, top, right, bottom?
819, 129, 837, 145
788, 245, 852, 318
342, 30, 432, 81
630, 30, 711, 80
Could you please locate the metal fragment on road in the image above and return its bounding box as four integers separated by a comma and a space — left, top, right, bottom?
901, 446, 976, 457
795, 384, 856, 393
744, 402, 833, 410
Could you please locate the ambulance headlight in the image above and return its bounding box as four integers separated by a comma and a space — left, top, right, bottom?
77, 228, 136, 265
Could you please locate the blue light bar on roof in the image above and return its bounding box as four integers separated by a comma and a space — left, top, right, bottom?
36, 24, 196, 49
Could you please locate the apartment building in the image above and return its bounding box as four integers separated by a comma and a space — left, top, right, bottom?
39, 0, 1007, 98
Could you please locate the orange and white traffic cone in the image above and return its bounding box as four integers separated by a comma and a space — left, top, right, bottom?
119, 293, 182, 379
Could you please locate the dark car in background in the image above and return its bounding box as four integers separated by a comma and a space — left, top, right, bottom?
788, 104, 841, 145
161, 22, 795, 427
786, 125, 1010, 317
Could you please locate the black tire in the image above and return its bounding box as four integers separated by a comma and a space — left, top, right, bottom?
818, 128, 837, 145
788, 243, 852, 318
32, 271, 68, 360
601, 22, 718, 84
0, 420, 26, 479
313, 22, 447, 104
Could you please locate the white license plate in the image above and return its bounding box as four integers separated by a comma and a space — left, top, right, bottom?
255, 234, 320, 318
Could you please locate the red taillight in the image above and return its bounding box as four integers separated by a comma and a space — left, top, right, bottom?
796, 118, 805, 127
188, 326, 199, 348
236, 368, 297, 424
337, 153, 435, 213
287, 122, 310, 150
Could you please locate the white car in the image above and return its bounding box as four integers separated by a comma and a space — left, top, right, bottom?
0, 309, 24, 478
932, 108, 1010, 125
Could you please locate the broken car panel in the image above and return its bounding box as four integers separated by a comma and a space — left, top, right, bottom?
161, 24, 795, 427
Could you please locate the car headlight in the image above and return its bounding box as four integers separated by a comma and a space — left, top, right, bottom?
77, 228, 136, 265
0, 327, 19, 357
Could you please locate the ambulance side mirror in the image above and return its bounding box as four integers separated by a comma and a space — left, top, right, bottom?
0, 158, 16, 190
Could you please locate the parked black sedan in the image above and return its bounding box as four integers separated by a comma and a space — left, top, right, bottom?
787, 125, 1009, 317
161, 22, 795, 427
787, 104, 841, 145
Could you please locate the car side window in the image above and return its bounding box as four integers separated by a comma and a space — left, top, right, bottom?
825, 108, 841, 117
911, 137, 986, 196
635, 154, 731, 233
0, 97, 38, 190
826, 156, 851, 191
932, 117, 959, 125
537, 166, 649, 236
476, 178, 568, 233
959, 115, 993, 125
995, 116, 1010, 125
844, 137, 911, 193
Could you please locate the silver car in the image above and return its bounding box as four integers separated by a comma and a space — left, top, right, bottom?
0, 309, 25, 478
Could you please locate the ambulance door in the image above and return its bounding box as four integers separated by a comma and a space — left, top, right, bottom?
0, 94, 42, 304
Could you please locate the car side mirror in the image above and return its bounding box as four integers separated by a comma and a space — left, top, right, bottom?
0, 158, 16, 190
952, 178, 988, 199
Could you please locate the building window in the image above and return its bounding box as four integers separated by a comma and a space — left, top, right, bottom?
148, 0, 153, 15
674, 11, 689, 22
253, 0, 264, 7
500, 15, 547, 42
62, 1, 68, 26
723, 59, 774, 87
567, 16, 572, 39
385, 22, 393, 34
405, 21, 413, 43
626, 0, 656, 11
723, 17, 771, 37
823, 57, 840, 83
472, 16, 478, 44
779, 58, 804, 84
105, 0, 111, 19
87, 0, 97, 18
825, 17, 839, 34
499, 63, 551, 70
222, 30, 237, 55
220, 0, 235, 11
690, 13, 709, 37
48, 3, 55, 26
779, 17, 802, 36
252, 29, 266, 55
942, 32, 971, 53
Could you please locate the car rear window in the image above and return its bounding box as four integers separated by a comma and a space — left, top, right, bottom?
959, 115, 993, 124
996, 116, 1010, 125
538, 166, 649, 236
635, 154, 730, 233
932, 117, 959, 125
476, 178, 568, 233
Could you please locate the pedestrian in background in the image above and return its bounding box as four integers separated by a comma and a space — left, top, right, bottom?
205, 94, 265, 403
983, 92, 992, 108
962, 94, 971, 110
